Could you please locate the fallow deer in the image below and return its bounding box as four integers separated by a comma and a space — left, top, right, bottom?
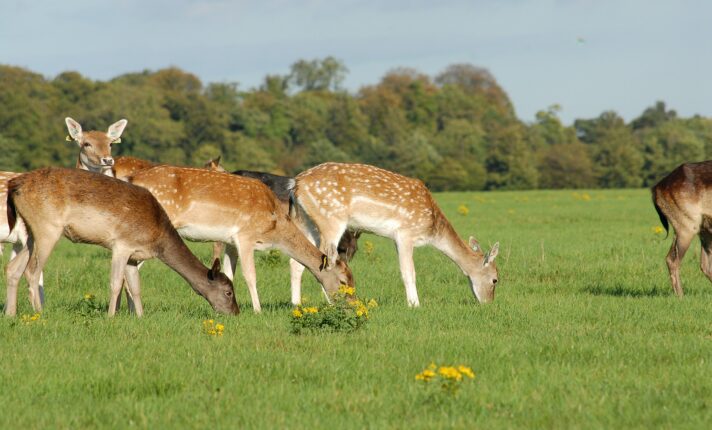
652, 161, 712, 296
129, 165, 354, 313
66, 116, 156, 181
202, 157, 361, 304
290, 162, 500, 306
4, 167, 238, 317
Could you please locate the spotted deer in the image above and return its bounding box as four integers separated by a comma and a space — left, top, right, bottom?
4, 168, 238, 316
290, 162, 500, 306
202, 157, 362, 296
129, 165, 354, 313
652, 161, 712, 296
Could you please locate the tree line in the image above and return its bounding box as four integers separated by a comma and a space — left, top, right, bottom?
1, 58, 710, 190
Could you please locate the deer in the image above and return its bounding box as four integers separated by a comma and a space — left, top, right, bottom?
203, 157, 361, 304
66, 116, 156, 181
4, 167, 239, 317
289, 162, 500, 306
0, 118, 132, 311
652, 161, 712, 296
128, 165, 354, 313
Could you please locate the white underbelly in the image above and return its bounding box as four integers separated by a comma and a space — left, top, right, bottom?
349, 212, 400, 238
177, 224, 237, 243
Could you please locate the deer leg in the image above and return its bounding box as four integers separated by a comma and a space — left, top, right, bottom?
4, 245, 29, 316
317, 222, 347, 270
107, 251, 131, 317
25, 231, 61, 312
123, 261, 143, 317
289, 258, 306, 305
12, 242, 45, 306
666, 229, 694, 297
236, 239, 261, 313
212, 242, 225, 265
395, 238, 419, 307
222, 244, 238, 281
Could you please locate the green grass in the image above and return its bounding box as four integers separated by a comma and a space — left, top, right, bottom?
2, 188, 711, 429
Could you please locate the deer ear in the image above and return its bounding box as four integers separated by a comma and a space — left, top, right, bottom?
107, 119, 128, 140
209, 258, 221, 280
469, 236, 479, 252
65, 117, 83, 142
214, 155, 221, 166
484, 242, 500, 266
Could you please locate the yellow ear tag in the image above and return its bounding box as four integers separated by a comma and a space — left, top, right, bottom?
65, 135, 73, 142
320, 255, 328, 270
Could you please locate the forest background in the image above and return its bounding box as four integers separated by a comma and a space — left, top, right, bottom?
1, 57, 710, 190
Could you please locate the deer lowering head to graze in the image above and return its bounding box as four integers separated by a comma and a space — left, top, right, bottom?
129, 165, 354, 313
291, 162, 500, 306
4, 168, 238, 317
652, 161, 712, 296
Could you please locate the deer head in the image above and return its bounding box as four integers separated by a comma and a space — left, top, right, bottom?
204, 258, 239, 314
467, 238, 499, 303
66, 117, 127, 173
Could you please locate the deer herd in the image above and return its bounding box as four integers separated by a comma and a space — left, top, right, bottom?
1, 118, 501, 318
2, 116, 699, 319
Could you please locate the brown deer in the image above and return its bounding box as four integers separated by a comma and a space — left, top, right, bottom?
202, 157, 361, 305
290, 162, 500, 306
129, 165, 354, 313
652, 161, 712, 296
66, 117, 156, 181
4, 167, 238, 317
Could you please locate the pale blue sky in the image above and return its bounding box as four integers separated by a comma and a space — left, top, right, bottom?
1, 0, 710, 124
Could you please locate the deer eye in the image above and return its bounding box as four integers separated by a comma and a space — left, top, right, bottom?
225, 290, 233, 297
493, 279, 498, 285
83, 142, 90, 147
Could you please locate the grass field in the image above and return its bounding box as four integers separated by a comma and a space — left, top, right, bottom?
1, 188, 711, 429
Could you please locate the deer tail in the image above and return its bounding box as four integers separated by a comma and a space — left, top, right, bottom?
6, 178, 18, 232
652, 188, 670, 239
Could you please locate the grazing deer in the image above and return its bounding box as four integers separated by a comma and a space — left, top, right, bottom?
4, 167, 238, 317
290, 162, 500, 306
652, 161, 712, 296
66, 117, 156, 181
202, 157, 361, 303
129, 165, 354, 313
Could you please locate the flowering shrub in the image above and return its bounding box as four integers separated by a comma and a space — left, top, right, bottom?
202, 319, 225, 336
76, 293, 103, 317
415, 363, 476, 396
290, 285, 377, 334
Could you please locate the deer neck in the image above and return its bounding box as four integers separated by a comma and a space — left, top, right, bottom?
155, 230, 211, 296
76, 154, 114, 177
430, 216, 481, 276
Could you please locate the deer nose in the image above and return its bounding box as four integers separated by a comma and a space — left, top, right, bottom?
101, 157, 114, 166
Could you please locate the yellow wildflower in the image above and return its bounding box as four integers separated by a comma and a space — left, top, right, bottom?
363, 240, 374, 256
292, 308, 303, 318
438, 366, 463, 381
83, 293, 94, 300
652, 226, 664, 235
458, 365, 475, 379
338, 285, 355, 296
457, 204, 469, 216
367, 298, 378, 308
415, 369, 436, 381
303, 307, 319, 314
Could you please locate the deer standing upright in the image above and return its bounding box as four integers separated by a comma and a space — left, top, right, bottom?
290, 162, 500, 306
652, 161, 712, 296
4, 168, 238, 316
129, 165, 354, 313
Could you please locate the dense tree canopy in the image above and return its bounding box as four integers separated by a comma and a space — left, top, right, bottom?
0, 61, 709, 190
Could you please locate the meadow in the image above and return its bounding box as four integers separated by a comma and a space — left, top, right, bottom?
1, 188, 711, 429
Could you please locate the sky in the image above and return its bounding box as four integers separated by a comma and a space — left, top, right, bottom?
1, 0, 710, 124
